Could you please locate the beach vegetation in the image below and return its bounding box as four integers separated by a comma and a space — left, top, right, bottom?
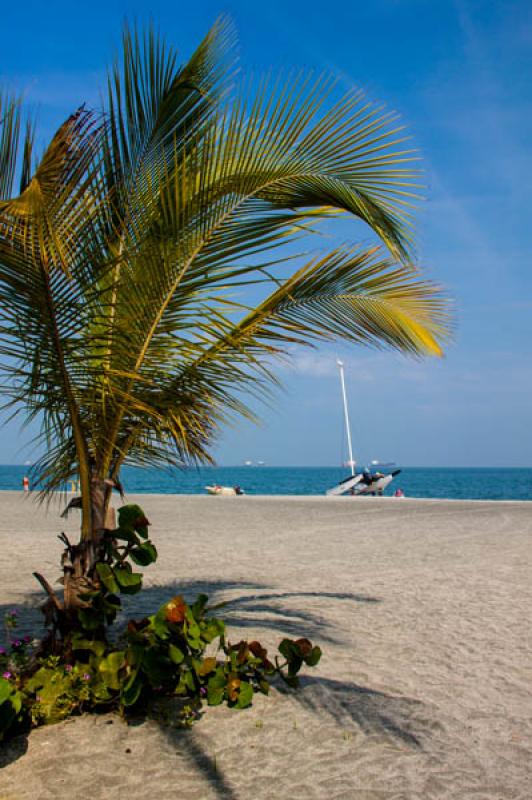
0, 515, 321, 740
0, 19, 448, 740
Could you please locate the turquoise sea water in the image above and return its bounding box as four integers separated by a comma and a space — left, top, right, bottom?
1, 465, 531, 501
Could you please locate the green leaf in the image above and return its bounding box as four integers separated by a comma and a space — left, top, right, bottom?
117, 505, 149, 538
25, 667, 49, 693
141, 648, 174, 684
278, 639, 299, 661
190, 594, 209, 618
121, 674, 143, 707
174, 674, 188, 696
117, 504, 145, 528
149, 607, 171, 639
129, 541, 158, 566
200, 618, 225, 643
235, 680, 253, 709
99, 651, 125, 691
206, 666, 226, 705
113, 529, 140, 545
114, 566, 143, 594
168, 644, 185, 665
96, 563, 119, 594
103, 594, 121, 623
208, 667, 227, 690
184, 607, 201, 635
26, 668, 72, 720
91, 679, 113, 703
10, 691, 22, 715
125, 644, 144, 671
184, 611, 202, 649
0, 678, 13, 705
207, 685, 225, 706
303, 646, 322, 667
183, 669, 196, 693
71, 636, 106, 657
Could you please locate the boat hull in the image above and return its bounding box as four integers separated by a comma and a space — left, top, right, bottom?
326, 474, 362, 496
205, 485, 238, 496
354, 474, 394, 495
327, 470, 400, 496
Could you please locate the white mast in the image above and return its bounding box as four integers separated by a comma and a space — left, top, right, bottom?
337, 359, 355, 476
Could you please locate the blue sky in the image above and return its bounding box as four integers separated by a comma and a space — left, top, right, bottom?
1, 0, 531, 466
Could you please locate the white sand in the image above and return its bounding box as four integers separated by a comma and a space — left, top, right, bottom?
1, 492, 531, 799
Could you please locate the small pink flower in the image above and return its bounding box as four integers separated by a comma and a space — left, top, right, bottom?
82, 673, 91, 681
2, 671, 12, 679
65, 664, 73, 672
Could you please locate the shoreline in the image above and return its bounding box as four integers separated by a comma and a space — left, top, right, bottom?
1, 489, 531, 506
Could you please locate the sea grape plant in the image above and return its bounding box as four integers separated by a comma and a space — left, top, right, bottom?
0, 504, 321, 742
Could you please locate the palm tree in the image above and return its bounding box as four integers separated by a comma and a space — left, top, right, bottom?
0, 20, 449, 619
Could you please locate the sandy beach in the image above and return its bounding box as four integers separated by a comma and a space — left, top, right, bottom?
0, 491, 531, 799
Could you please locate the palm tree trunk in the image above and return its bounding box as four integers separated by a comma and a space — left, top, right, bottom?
51, 473, 116, 636
73, 472, 115, 579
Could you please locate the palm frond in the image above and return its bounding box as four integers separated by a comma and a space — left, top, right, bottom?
105, 16, 236, 215
0, 93, 22, 199
98, 72, 423, 418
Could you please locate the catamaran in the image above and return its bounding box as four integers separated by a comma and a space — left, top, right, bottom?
326, 360, 400, 497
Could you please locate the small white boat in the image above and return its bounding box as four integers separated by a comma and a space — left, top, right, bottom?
326, 360, 400, 497
205, 485, 245, 496
326, 473, 363, 496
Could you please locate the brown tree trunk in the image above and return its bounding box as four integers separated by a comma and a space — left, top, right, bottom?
36, 472, 118, 649
64, 474, 116, 598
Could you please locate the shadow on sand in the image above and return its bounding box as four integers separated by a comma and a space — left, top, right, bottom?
123, 578, 380, 645
0, 578, 380, 649
149, 674, 427, 799
293, 675, 427, 748
0, 579, 429, 794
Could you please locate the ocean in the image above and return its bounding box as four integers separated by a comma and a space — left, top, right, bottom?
1, 465, 531, 501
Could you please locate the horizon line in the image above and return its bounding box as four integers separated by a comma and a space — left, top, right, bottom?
1, 463, 531, 470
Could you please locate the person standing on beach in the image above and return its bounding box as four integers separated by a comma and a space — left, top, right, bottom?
22, 475, 29, 492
